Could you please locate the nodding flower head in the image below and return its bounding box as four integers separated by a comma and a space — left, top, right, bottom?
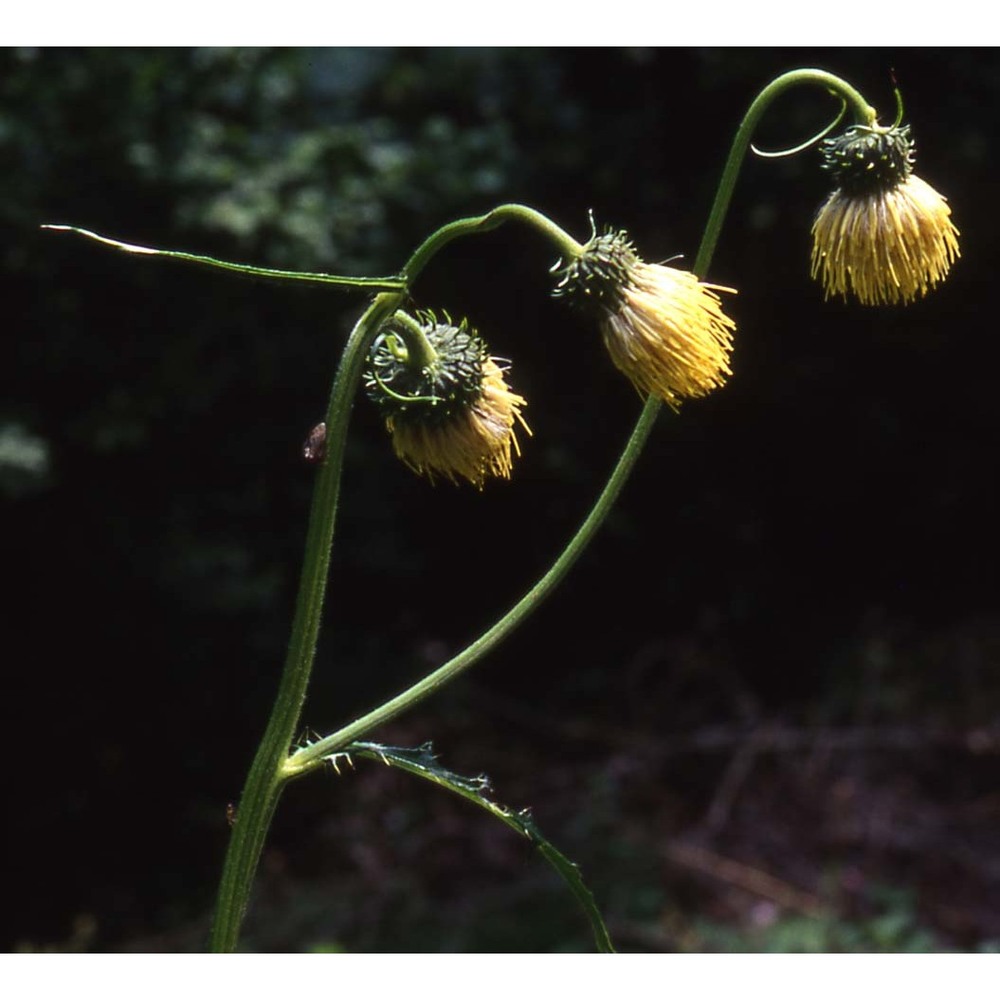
811, 123, 960, 306
363, 312, 530, 488
552, 228, 736, 410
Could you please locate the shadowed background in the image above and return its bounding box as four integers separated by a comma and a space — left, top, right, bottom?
4, 47, 999, 952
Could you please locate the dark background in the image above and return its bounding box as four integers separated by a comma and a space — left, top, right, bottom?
4, 48, 999, 953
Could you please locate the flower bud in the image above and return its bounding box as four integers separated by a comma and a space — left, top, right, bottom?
364, 312, 530, 488
811, 123, 960, 305
553, 229, 736, 410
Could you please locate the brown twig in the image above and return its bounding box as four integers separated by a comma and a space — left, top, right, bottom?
663, 840, 827, 917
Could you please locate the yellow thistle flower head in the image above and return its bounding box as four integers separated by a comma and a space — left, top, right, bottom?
552, 228, 736, 410
363, 311, 530, 488
811, 123, 960, 305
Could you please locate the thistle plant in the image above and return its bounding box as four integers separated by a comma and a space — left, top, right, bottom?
44, 68, 958, 953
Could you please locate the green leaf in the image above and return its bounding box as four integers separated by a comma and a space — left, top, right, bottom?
328, 740, 615, 954
40, 225, 405, 291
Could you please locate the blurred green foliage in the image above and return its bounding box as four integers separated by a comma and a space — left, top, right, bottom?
692, 886, 941, 953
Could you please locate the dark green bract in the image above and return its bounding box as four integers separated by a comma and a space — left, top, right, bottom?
552, 229, 638, 313
364, 316, 487, 426
820, 123, 915, 196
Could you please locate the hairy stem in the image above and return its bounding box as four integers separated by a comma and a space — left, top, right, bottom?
209, 292, 401, 951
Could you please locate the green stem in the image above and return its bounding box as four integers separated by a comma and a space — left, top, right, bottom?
695, 69, 876, 276
285, 398, 661, 776
210, 291, 402, 952
401, 203, 585, 280
286, 69, 879, 780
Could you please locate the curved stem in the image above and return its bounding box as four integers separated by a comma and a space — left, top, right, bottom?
695, 69, 876, 276
210, 291, 402, 952
285, 398, 661, 776
401, 203, 585, 280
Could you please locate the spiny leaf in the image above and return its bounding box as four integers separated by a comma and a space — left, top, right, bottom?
327, 740, 615, 953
